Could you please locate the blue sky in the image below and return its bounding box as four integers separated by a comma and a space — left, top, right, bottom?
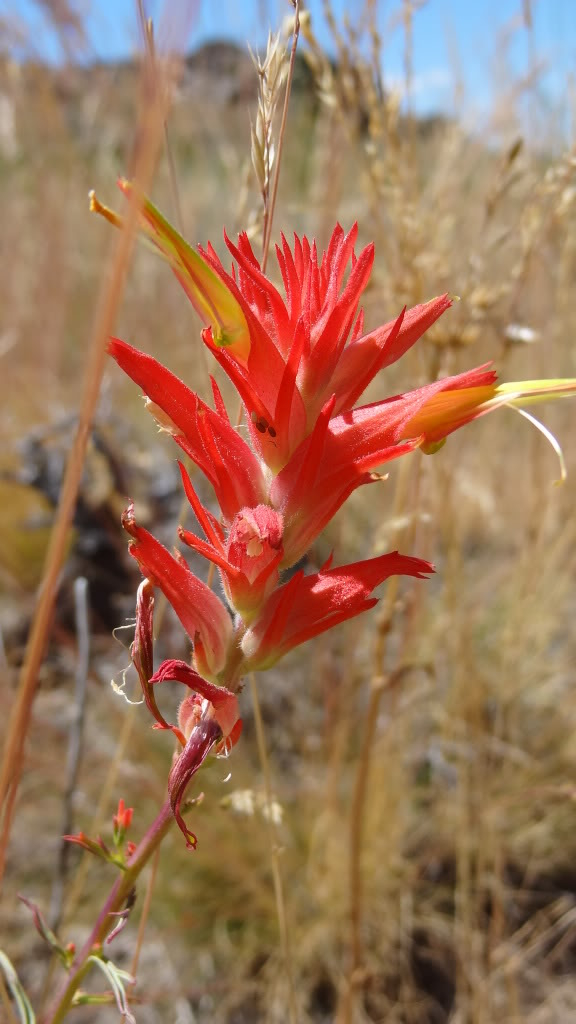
7, 0, 576, 116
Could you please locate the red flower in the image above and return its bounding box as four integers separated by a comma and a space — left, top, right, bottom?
241, 550, 433, 670
101, 189, 452, 474
109, 349, 496, 571
97, 188, 576, 848
113, 799, 133, 835
197, 228, 451, 470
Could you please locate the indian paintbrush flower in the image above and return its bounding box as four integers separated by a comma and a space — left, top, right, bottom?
100, 186, 576, 845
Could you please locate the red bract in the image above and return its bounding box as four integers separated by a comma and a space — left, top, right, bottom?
122, 503, 233, 679
113, 799, 133, 833
272, 365, 497, 565
177, 462, 284, 620
106, 224, 457, 540
110, 339, 267, 523
241, 551, 434, 671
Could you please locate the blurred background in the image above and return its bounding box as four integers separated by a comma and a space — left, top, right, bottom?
2, 1, 576, 1021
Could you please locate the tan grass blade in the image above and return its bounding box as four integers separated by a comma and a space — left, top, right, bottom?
0, 2, 194, 891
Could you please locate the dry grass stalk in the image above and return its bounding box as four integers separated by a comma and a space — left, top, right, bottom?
250, 31, 289, 224
249, 14, 298, 270
0, 3, 191, 890
249, 672, 299, 1024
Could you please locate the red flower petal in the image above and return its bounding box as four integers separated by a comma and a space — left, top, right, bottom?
329, 294, 453, 413
122, 504, 232, 676
242, 551, 433, 668
109, 338, 266, 520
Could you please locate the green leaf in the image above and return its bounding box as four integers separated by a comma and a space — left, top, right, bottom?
76, 955, 135, 1024
0, 950, 36, 1024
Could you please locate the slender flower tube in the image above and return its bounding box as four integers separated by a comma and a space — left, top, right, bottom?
94, 181, 251, 356
402, 376, 576, 450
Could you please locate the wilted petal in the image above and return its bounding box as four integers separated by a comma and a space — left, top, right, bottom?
150, 659, 241, 740
168, 719, 225, 849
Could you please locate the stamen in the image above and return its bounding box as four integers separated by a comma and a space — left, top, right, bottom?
513, 407, 567, 485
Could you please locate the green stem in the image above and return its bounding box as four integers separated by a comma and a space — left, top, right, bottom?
42, 799, 174, 1024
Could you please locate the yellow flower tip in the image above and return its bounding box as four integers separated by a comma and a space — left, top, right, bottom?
495, 378, 576, 405
405, 385, 497, 440
448, 293, 461, 304
211, 322, 251, 362
89, 190, 123, 229
114, 187, 251, 355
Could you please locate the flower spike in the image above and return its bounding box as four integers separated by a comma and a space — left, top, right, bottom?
104, 203, 576, 849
